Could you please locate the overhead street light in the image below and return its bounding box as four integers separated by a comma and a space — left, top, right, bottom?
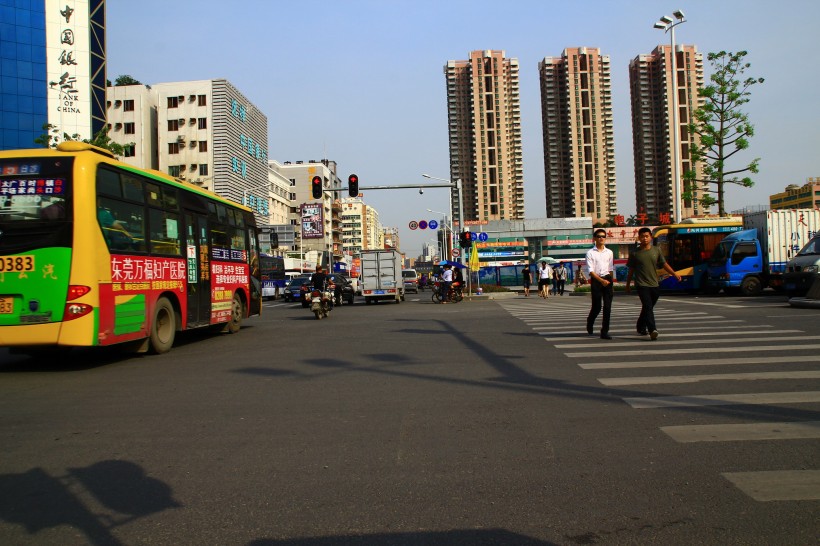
655, 9, 687, 224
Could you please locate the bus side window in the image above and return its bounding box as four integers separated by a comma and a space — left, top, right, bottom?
99, 197, 146, 252
148, 208, 181, 255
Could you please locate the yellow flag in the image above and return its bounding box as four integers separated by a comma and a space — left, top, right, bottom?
469, 241, 479, 269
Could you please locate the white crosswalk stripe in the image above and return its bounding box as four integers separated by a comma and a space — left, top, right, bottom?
497, 297, 820, 501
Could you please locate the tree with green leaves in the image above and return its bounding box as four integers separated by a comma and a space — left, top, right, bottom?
35, 123, 133, 158
683, 50, 764, 217
113, 74, 141, 86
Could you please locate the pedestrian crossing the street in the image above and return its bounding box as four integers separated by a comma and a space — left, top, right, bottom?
497, 296, 820, 502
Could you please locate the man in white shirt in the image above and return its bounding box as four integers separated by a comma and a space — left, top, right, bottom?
586, 229, 615, 339
440, 264, 453, 304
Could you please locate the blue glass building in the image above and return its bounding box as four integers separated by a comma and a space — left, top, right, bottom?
0, 0, 105, 151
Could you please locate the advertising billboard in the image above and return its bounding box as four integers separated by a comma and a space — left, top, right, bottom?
300, 203, 324, 240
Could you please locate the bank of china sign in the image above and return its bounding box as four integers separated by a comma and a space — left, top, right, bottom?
46, 0, 92, 140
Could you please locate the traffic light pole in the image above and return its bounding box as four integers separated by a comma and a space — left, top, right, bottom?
349, 181, 465, 264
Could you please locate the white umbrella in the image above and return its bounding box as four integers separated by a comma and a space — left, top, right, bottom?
538, 256, 559, 264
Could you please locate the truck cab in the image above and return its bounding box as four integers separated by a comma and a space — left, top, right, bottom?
707, 229, 766, 296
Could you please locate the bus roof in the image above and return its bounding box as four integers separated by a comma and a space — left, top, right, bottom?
652, 218, 742, 235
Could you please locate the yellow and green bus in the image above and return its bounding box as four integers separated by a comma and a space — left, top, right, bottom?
652, 217, 743, 292
0, 142, 262, 354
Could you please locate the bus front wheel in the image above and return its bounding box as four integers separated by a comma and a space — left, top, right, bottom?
149, 297, 176, 354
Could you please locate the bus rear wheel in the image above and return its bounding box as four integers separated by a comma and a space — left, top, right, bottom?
222, 292, 243, 334
149, 297, 176, 354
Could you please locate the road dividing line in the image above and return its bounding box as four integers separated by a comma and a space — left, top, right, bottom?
567, 343, 820, 358
598, 370, 820, 386
623, 391, 820, 409
581, 355, 820, 370
661, 421, 820, 442
722, 470, 820, 501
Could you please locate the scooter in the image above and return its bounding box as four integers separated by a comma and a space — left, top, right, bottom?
310, 281, 334, 320
431, 281, 464, 303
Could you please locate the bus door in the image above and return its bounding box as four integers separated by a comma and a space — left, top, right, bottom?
184, 212, 212, 327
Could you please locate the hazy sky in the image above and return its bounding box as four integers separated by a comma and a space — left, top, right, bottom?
107, 0, 820, 256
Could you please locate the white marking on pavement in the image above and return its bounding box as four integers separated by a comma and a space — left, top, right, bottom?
567, 343, 820, 358
661, 421, 820, 442
623, 390, 820, 409
598, 370, 820, 385
581, 355, 820, 369
722, 470, 820, 501
558, 334, 818, 349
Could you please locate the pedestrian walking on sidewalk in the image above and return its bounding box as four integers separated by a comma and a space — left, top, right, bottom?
522, 264, 532, 297
586, 229, 615, 339
625, 227, 682, 341
538, 261, 553, 299
554, 262, 567, 295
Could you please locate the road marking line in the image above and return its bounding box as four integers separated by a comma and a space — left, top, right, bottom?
722, 470, 820, 501
623, 391, 820, 409
534, 322, 751, 333
558, 334, 819, 349
661, 421, 820, 442
581, 355, 820, 369
599, 370, 820, 386
567, 343, 820, 358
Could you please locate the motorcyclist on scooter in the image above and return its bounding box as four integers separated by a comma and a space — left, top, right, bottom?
311, 266, 333, 308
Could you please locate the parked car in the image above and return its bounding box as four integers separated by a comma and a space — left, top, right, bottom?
284, 275, 312, 305
402, 269, 419, 293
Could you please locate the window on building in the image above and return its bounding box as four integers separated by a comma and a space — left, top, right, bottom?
124, 122, 135, 135
123, 99, 134, 112
168, 165, 180, 177
198, 141, 208, 152
168, 119, 179, 131
168, 143, 180, 154
199, 164, 209, 176
198, 95, 207, 106
167, 96, 179, 108
123, 145, 135, 158
198, 118, 207, 129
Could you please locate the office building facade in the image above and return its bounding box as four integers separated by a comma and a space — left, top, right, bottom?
629, 44, 704, 221
538, 47, 616, 224
444, 50, 525, 225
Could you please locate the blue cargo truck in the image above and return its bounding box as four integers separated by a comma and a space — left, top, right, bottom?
707, 209, 820, 296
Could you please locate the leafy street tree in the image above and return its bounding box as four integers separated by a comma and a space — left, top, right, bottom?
114, 74, 142, 86
35, 123, 133, 158
684, 51, 764, 217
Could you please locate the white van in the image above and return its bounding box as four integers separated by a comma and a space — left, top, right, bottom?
402, 269, 419, 293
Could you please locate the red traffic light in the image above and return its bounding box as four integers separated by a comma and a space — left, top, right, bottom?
311, 175, 323, 199
348, 173, 359, 197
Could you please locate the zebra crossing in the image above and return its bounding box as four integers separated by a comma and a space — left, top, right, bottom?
498, 297, 820, 502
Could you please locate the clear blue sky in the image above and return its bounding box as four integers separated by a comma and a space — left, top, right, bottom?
107, 0, 820, 256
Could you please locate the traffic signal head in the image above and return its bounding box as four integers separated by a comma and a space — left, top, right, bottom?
311, 176, 323, 199
460, 231, 472, 249
348, 174, 359, 197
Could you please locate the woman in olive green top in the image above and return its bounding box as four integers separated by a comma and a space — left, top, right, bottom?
625, 227, 681, 340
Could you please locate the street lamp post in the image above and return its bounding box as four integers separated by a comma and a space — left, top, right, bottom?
655, 9, 686, 224
422, 174, 464, 263
427, 208, 452, 261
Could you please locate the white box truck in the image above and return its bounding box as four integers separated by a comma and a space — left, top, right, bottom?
360, 249, 404, 304
707, 209, 820, 295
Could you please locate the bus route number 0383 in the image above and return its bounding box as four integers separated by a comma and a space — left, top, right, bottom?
0, 255, 35, 273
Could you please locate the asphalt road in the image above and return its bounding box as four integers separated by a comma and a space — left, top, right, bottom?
0, 291, 818, 545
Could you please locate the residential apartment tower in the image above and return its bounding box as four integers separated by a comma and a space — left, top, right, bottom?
444, 50, 525, 225
538, 47, 616, 224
